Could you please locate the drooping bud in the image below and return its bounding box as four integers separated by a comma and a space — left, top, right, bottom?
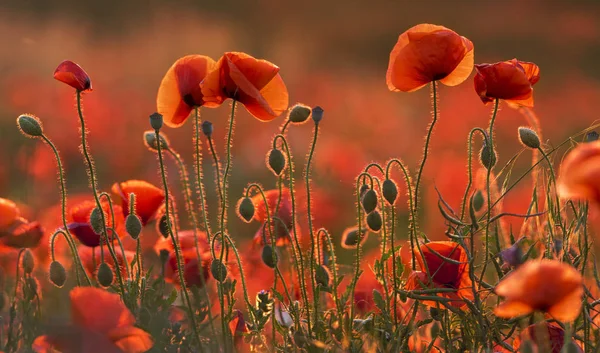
315, 264, 331, 287
143, 130, 170, 151
518, 127, 541, 149
150, 112, 164, 131
267, 149, 286, 176
361, 189, 378, 213
479, 140, 497, 169
202, 120, 213, 137
586, 131, 599, 143
311, 106, 324, 125
211, 259, 228, 282
49, 261, 67, 287
97, 262, 114, 287
17, 114, 44, 138
22, 249, 35, 275
158, 214, 170, 238
126, 214, 142, 240
89, 207, 105, 235
359, 184, 370, 198
237, 197, 255, 223
341, 226, 368, 249
472, 190, 484, 212
366, 210, 382, 232
382, 179, 398, 205
288, 104, 311, 124
261, 245, 277, 268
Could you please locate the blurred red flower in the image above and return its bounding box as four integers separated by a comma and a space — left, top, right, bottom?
474, 59, 540, 107
111, 180, 165, 226
156, 55, 216, 127
494, 259, 583, 321
201, 52, 289, 121
67, 200, 125, 248
386, 24, 474, 92
53, 60, 92, 92
33, 287, 152, 353
557, 141, 600, 213
512, 323, 583, 353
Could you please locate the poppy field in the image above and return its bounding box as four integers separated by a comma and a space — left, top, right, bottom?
2, 2, 600, 352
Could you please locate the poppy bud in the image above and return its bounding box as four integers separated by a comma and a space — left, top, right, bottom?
159, 249, 170, 265
341, 227, 368, 249
125, 214, 142, 240
288, 104, 311, 124
586, 131, 599, 143
366, 210, 382, 232
311, 106, 324, 125
315, 264, 331, 287
89, 207, 105, 235
518, 127, 540, 149
150, 112, 164, 131
143, 130, 170, 151
97, 262, 114, 287
268, 149, 286, 176
261, 245, 277, 268
472, 190, 484, 212
22, 250, 34, 275
158, 214, 170, 238
211, 259, 228, 282
17, 114, 44, 138
237, 197, 255, 223
382, 179, 398, 205
49, 261, 67, 288
359, 184, 370, 198
361, 189, 378, 213
202, 121, 213, 137
479, 141, 497, 169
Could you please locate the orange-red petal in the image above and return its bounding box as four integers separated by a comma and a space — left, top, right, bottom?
53, 60, 92, 92
70, 287, 135, 335
112, 180, 165, 225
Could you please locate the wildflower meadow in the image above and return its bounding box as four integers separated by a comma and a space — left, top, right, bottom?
2, 3, 600, 352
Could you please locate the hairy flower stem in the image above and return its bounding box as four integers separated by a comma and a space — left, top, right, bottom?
193, 108, 212, 239
304, 122, 320, 332
413, 81, 439, 233
459, 128, 488, 221
480, 99, 499, 285
154, 129, 204, 350
165, 148, 217, 340
207, 136, 223, 203
75, 92, 125, 295
40, 134, 90, 286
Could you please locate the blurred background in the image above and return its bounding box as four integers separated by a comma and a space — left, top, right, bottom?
1, 0, 600, 246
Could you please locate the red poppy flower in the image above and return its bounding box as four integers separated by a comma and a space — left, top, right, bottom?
0, 197, 20, 228
250, 188, 298, 246
229, 310, 249, 352
33, 287, 153, 353
0, 218, 44, 248
557, 141, 600, 215
201, 52, 289, 121
512, 323, 583, 353
154, 229, 212, 255
67, 200, 125, 248
386, 24, 474, 92
111, 180, 165, 226
494, 259, 583, 321
474, 59, 540, 107
156, 55, 216, 127
405, 241, 473, 308
53, 60, 92, 92
164, 248, 210, 288
79, 246, 135, 279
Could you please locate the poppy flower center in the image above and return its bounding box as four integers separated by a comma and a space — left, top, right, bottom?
182, 93, 197, 107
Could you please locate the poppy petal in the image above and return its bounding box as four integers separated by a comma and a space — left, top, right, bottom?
439, 37, 474, 87
547, 283, 584, 322
494, 300, 534, 318
70, 287, 135, 335
109, 327, 154, 353
53, 60, 92, 92
0, 198, 19, 228
242, 74, 289, 121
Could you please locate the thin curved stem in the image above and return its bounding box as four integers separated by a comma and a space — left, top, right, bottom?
207, 136, 223, 204
459, 128, 488, 221
193, 108, 212, 239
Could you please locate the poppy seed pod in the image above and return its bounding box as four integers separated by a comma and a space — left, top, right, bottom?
49, 261, 67, 288
143, 130, 170, 151
211, 259, 228, 282
311, 106, 324, 124
586, 131, 599, 143
237, 197, 255, 223
17, 114, 44, 138
366, 210, 383, 232
125, 214, 142, 240
158, 214, 170, 238
149, 112, 164, 131
518, 127, 540, 149
315, 264, 331, 287
22, 249, 35, 275
268, 149, 286, 176
479, 141, 497, 169
472, 190, 484, 212
382, 179, 398, 205
97, 262, 114, 288
89, 207, 105, 235
261, 245, 277, 268
202, 120, 213, 137
288, 104, 311, 124
361, 189, 378, 213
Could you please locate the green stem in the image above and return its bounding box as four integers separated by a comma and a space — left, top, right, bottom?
459, 128, 488, 221
193, 108, 213, 239
154, 129, 203, 349
207, 136, 224, 203
40, 134, 90, 286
